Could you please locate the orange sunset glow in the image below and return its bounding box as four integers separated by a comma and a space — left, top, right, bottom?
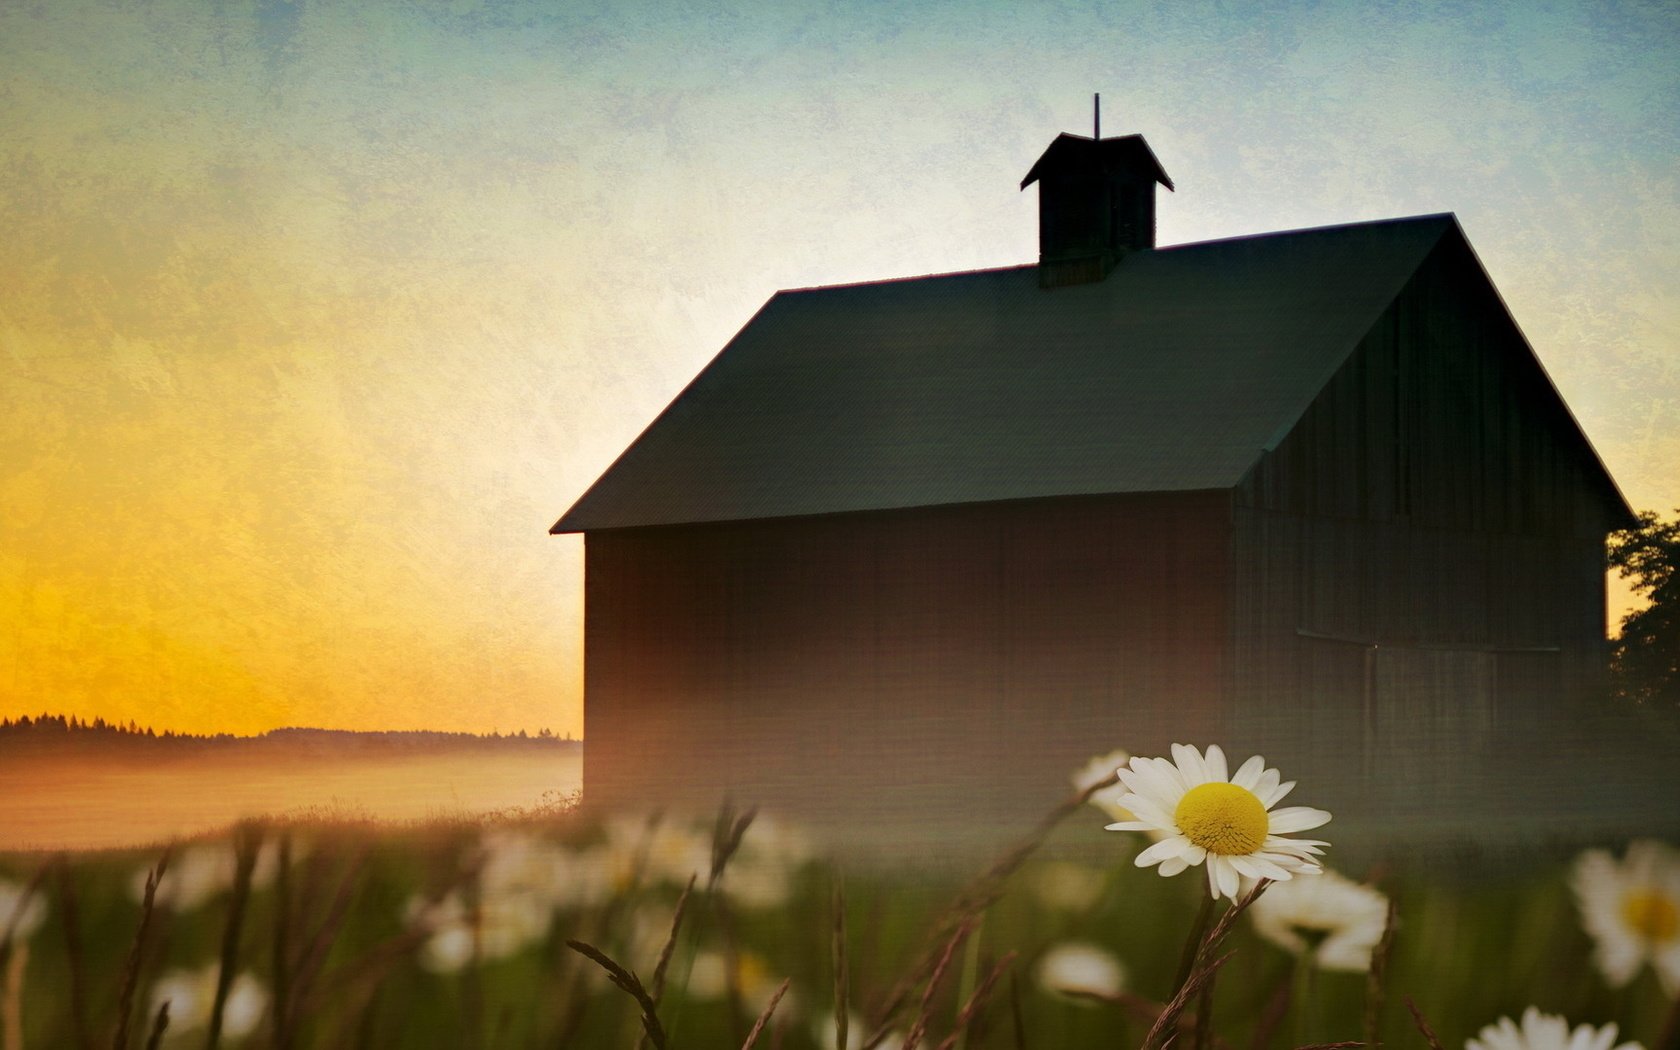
3, 1, 1676, 739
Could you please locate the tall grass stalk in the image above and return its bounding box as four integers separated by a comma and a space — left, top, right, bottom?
708, 800, 757, 1046
269, 833, 292, 1050
141, 1002, 168, 1050
833, 880, 849, 1050
739, 978, 790, 1050
55, 858, 94, 1050
111, 851, 169, 1050
868, 780, 1108, 1045
637, 873, 696, 1050
277, 849, 367, 1044
1144, 880, 1271, 1050
205, 823, 261, 1050
1363, 899, 1398, 1050
932, 950, 1016, 1050
2, 943, 26, 1050
900, 918, 974, 1050
1403, 996, 1445, 1050
566, 939, 668, 1050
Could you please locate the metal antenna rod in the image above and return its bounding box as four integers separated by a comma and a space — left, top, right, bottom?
1094, 93, 1100, 138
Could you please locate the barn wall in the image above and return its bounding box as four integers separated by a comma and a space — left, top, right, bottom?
1229, 234, 1613, 832
584, 492, 1231, 842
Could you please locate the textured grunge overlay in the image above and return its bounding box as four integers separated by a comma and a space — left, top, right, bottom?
2, 0, 1676, 736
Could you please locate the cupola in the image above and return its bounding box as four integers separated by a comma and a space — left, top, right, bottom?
1020, 118, 1173, 288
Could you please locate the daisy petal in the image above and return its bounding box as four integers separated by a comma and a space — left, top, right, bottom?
1135, 838, 1189, 868
1204, 745, 1228, 783
1261, 779, 1296, 807
1214, 858, 1239, 901
1232, 755, 1265, 790
1171, 744, 1206, 787
1267, 807, 1332, 834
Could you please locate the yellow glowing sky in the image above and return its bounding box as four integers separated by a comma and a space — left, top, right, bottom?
3, 1, 1676, 736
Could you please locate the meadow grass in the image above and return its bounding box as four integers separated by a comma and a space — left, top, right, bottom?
0, 788, 1675, 1050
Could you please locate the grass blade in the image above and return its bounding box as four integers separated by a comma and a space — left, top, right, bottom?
206, 823, 262, 1050
1404, 997, 1445, 1050
1363, 899, 1397, 1050
56, 857, 94, 1050
566, 939, 667, 1050
833, 881, 849, 1050
112, 850, 170, 1050
932, 950, 1016, 1050
142, 1002, 169, 1050
900, 919, 974, 1050
739, 978, 791, 1050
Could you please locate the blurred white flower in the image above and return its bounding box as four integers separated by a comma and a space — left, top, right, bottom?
1072, 749, 1141, 825
1035, 942, 1125, 1002
0, 878, 47, 941
1107, 744, 1330, 901
603, 815, 714, 888
740, 814, 816, 867
1029, 861, 1106, 913
1571, 839, 1680, 995
481, 829, 610, 911
147, 965, 268, 1044
130, 841, 282, 913
815, 1011, 905, 1050
1465, 1007, 1643, 1050
220, 974, 269, 1041
1072, 749, 1130, 794
680, 949, 792, 1018
405, 886, 552, 973
685, 949, 730, 1000
1248, 868, 1389, 972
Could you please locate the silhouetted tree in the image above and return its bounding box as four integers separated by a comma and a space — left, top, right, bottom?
1609, 508, 1680, 709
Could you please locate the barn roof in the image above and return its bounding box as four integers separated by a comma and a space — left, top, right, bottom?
552, 214, 1623, 533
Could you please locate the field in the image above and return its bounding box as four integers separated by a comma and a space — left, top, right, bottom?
3, 760, 1677, 1050
0, 744, 583, 852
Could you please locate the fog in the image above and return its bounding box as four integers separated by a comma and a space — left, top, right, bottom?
0, 749, 582, 851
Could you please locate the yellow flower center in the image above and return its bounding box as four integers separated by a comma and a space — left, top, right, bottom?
1621, 890, 1679, 943
1174, 782, 1268, 856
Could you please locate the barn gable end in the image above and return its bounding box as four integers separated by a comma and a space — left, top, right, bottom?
1226, 223, 1632, 832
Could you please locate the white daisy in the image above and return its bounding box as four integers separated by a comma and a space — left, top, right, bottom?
1072, 749, 1143, 825
1035, 942, 1126, 1002
1105, 744, 1330, 901
1570, 839, 1680, 995
1465, 1007, 1643, 1050
1248, 868, 1389, 972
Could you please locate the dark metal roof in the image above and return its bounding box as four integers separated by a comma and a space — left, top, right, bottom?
554, 215, 1463, 533
1020, 133, 1175, 192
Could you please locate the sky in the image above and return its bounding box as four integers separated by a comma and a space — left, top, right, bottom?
2, 0, 1676, 737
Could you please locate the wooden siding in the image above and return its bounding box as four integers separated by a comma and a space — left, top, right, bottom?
584, 492, 1231, 839
1228, 234, 1613, 829
1238, 232, 1620, 539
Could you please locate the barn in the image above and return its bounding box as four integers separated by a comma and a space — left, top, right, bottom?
552, 130, 1637, 850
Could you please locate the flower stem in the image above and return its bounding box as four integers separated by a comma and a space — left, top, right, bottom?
1171, 894, 1217, 999
1292, 959, 1317, 1047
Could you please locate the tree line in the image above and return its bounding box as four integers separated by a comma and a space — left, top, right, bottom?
0, 714, 577, 749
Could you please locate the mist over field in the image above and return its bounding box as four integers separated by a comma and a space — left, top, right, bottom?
0, 742, 581, 851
